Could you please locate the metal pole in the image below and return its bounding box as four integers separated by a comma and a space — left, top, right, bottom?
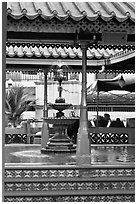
41, 70, 49, 150
27, 119, 31, 144
43, 70, 48, 118
76, 41, 91, 165
97, 89, 99, 127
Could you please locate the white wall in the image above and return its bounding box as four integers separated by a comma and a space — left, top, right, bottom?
36, 80, 81, 105
35, 80, 82, 119
21, 111, 35, 119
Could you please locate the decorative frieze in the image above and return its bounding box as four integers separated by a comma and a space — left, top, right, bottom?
5, 169, 79, 179
4, 167, 135, 202
5, 168, 135, 179
4, 194, 135, 202
7, 16, 135, 35
5, 180, 135, 192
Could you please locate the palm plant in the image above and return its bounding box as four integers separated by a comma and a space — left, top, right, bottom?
5, 84, 35, 127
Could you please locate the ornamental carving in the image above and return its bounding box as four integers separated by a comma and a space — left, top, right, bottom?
5, 168, 135, 179
5, 181, 135, 191
7, 16, 135, 34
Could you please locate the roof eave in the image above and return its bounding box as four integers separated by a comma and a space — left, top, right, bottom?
6, 51, 135, 68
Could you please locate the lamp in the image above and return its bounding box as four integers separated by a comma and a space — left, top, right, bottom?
7, 78, 13, 87
118, 76, 125, 88
99, 65, 105, 73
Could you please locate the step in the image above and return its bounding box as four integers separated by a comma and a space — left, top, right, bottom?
4, 165, 135, 202
4, 180, 135, 194
4, 189, 135, 197
5, 164, 135, 179
4, 194, 135, 202
5, 175, 135, 182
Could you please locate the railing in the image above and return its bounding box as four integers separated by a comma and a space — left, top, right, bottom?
6, 71, 80, 81
5, 120, 42, 144
87, 106, 135, 112
5, 127, 28, 144
5, 119, 135, 145
89, 127, 135, 144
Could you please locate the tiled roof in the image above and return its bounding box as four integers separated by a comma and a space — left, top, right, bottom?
7, 2, 135, 22
87, 92, 135, 105
6, 44, 135, 60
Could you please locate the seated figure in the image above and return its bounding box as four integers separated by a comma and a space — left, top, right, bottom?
93, 113, 111, 127
67, 119, 92, 144
109, 118, 125, 127
67, 119, 79, 144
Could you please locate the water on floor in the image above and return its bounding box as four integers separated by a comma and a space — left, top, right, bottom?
5, 144, 135, 165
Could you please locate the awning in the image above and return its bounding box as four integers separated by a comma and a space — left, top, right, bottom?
87, 92, 135, 105
7, 2, 135, 22
87, 74, 135, 93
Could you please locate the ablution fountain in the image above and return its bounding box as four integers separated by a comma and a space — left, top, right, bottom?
6, 67, 135, 165
41, 68, 79, 154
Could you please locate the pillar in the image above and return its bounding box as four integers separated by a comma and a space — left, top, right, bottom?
43, 70, 48, 118
76, 41, 91, 165
27, 119, 31, 144
41, 70, 49, 150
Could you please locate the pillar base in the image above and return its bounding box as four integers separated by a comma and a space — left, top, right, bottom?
76, 154, 91, 165
41, 121, 49, 149
34, 137, 41, 144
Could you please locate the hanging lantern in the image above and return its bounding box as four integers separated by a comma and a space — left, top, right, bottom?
118, 76, 125, 88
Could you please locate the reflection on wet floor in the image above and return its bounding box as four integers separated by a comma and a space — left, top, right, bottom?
5, 145, 135, 165
90, 146, 135, 164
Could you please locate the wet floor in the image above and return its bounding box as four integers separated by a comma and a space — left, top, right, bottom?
5, 144, 135, 165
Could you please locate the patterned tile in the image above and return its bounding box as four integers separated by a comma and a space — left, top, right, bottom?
5, 180, 135, 192
4, 195, 135, 202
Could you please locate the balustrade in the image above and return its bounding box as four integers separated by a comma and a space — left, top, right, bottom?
5, 120, 135, 145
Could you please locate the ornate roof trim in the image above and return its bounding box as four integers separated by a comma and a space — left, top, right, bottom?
6, 50, 135, 68
7, 2, 135, 22
6, 43, 135, 60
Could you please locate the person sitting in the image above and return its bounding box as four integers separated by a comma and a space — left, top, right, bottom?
109, 118, 125, 127
67, 119, 79, 144
93, 116, 102, 127
89, 120, 95, 127
93, 113, 111, 127
70, 110, 76, 117
102, 113, 111, 127
67, 119, 93, 144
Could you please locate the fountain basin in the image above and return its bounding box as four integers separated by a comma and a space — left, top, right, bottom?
5, 144, 135, 165
48, 103, 72, 112
42, 116, 79, 153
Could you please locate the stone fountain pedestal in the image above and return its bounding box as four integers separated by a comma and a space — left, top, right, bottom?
41, 99, 79, 154
41, 116, 78, 154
